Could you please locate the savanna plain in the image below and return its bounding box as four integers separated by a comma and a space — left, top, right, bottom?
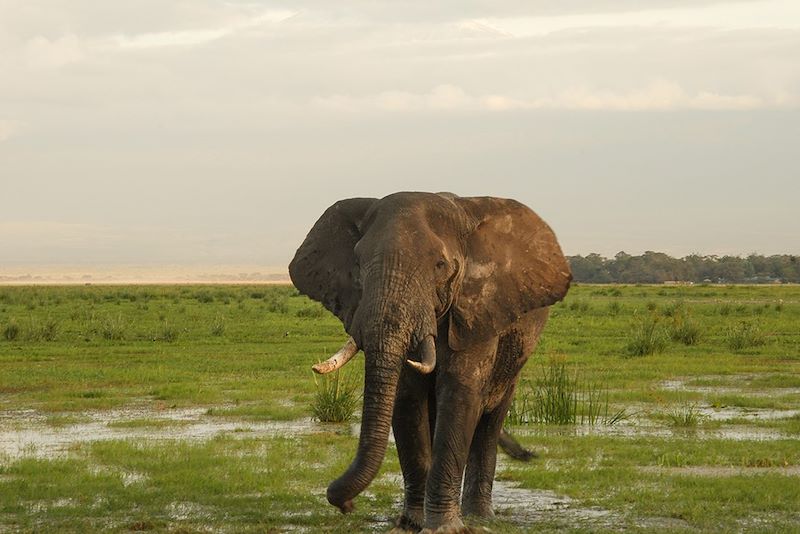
0, 284, 799, 533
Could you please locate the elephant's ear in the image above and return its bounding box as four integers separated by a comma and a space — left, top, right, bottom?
289, 198, 377, 331
448, 197, 572, 351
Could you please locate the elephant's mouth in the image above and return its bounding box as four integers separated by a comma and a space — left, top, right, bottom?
311, 335, 436, 376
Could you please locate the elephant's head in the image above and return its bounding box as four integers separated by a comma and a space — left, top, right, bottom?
289, 192, 571, 512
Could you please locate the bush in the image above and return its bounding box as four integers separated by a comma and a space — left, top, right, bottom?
726, 321, 766, 351
607, 301, 622, 316
3, 320, 19, 341
625, 313, 668, 357
311, 369, 360, 423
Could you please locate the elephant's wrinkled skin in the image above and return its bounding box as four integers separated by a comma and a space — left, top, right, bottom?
289, 192, 571, 531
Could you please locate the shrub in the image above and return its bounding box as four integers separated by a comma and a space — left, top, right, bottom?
311, 369, 360, 423
726, 321, 766, 351
3, 319, 19, 341
625, 313, 667, 357
607, 301, 622, 316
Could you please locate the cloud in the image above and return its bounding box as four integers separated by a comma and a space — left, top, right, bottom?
313, 81, 792, 113
112, 9, 296, 49
23, 34, 85, 68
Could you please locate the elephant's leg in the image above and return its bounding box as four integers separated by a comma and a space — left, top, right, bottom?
392, 368, 433, 531
424, 382, 482, 530
461, 392, 514, 518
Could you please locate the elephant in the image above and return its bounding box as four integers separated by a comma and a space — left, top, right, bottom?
289, 192, 570, 532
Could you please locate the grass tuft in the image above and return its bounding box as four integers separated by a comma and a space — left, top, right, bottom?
99, 314, 127, 340
3, 319, 19, 341
668, 311, 702, 346
667, 403, 704, 427
509, 358, 626, 426
210, 315, 226, 337
725, 321, 766, 351
296, 303, 325, 318
311, 369, 360, 423
625, 313, 668, 357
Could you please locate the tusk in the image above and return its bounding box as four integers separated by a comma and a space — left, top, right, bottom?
312, 337, 359, 374
407, 335, 436, 374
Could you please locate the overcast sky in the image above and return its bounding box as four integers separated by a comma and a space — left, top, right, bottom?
1, 0, 798, 269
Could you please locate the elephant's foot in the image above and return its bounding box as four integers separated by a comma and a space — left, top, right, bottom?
422, 514, 467, 533
419, 524, 492, 534
392, 510, 424, 533
461, 498, 494, 519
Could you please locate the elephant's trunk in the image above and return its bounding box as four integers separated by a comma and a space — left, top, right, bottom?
326, 258, 435, 512
326, 349, 403, 512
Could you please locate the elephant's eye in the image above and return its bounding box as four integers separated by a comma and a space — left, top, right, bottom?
435, 260, 447, 270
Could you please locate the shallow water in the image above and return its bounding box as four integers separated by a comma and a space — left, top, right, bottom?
660, 377, 800, 398
0, 407, 322, 461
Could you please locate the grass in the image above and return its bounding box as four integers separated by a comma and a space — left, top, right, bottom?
509, 358, 626, 426
624, 312, 667, 356
725, 320, 767, 351
311, 369, 361, 423
1, 283, 800, 532
666, 403, 704, 427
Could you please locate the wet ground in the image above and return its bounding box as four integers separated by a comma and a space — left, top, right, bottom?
2, 399, 795, 462
0, 407, 320, 460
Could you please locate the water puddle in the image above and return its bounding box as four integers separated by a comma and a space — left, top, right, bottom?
492, 478, 614, 528
0, 407, 324, 461
660, 377, 800, 398
510, 419, 790, 441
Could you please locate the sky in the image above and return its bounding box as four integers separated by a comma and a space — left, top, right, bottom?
1, 0, 798, 271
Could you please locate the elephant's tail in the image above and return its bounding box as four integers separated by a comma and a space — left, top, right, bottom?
498, 429, 537, 462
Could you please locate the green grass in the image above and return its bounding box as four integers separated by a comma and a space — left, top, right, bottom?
624, 312, 668, 356
311, 369, 361, 423
1, 283, 800, 532
725, 320, 767, 351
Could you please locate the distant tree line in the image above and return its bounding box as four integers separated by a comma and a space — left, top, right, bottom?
567, 252, 800, 284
